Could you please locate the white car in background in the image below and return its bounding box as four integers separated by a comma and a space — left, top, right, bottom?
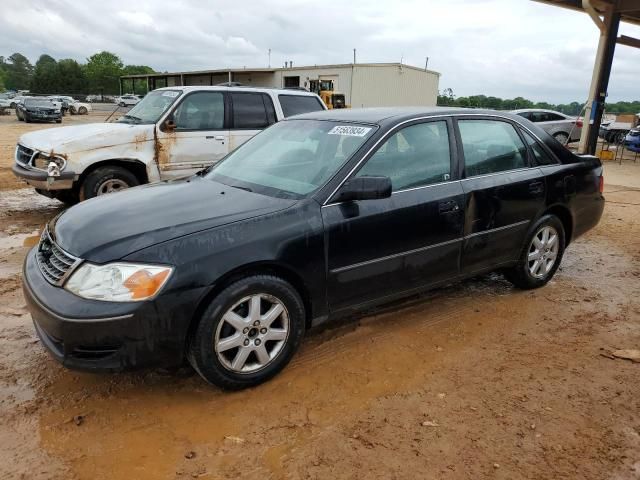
115, 95, 141, 107
12, 86, 327, 203
511, 109, 583, 145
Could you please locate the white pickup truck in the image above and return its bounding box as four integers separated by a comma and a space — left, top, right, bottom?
12, 86, 326, 203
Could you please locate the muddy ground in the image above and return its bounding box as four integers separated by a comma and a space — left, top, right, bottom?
0, 115, 639, 478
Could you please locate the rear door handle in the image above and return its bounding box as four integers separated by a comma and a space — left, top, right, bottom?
438, 200, 460, 214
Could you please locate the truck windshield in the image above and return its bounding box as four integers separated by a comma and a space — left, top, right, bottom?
207, 120, 376, 198
116, 90, 181, 124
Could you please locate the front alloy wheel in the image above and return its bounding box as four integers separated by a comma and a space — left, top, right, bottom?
188, 275, 305, 389
215, 294, 289, 373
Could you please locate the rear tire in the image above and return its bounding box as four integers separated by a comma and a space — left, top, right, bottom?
504, 215, 565, 290
78, 166, 139, 201
188, 275, 306, 390
78, 106, 87, 115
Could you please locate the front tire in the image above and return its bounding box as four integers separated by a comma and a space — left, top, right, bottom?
78, 165, 139, 201
188, 275, 306, 390
504, 215, 565, 289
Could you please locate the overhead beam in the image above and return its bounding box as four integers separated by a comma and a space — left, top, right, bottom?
617, 34, 640, 49
616, 0, 640, 13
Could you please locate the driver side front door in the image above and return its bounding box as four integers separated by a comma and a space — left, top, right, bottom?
156, 91, 230, 179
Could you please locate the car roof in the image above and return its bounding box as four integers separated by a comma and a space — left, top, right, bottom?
289, 107, 522, 125
155, 85, 320, 96
511, 108, 569, 116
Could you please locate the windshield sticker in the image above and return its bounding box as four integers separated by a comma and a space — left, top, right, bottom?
328, 125, 372, 137
162, 91, 179, 97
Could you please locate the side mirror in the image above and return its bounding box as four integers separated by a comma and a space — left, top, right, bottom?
334, 176, 392, 203
164, 119, 176, 131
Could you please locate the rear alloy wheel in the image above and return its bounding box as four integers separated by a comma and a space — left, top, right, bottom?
553, 132, 569, 145
188, 275, 305, 389
79, 166, 139, 201
78, 106, 88, 115
504, 215, 565, 289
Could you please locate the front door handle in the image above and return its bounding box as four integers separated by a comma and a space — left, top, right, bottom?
528, 181, 544, 195
438, 200, 460, 214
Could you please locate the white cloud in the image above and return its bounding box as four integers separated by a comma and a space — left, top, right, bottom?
1, 0, 638, 102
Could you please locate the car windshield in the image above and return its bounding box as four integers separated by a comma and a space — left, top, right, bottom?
207, 120, 376, 198
25, 99, 54, 108
116, 90, 181, 124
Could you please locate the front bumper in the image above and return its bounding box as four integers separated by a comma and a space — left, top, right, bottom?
12, 163, 76, 190
23, 248, 203, 372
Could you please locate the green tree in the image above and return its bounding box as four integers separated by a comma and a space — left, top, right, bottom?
4, 53, 34, 90
56, 59, 88, 93
31, 54, 59, 93
85, 51, 124, 95
122, 64, 155, 95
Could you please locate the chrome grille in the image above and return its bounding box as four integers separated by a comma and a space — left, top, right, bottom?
16, 144, 34, 166
36, 228, 81, 285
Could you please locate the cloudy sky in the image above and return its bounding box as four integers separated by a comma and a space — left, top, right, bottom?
2, 0, 639, 103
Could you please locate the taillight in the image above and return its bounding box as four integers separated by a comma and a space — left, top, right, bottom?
576, 119, 583, 128
599, 175, 604, 193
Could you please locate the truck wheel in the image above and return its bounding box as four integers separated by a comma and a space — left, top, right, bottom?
54, 190, 79, 205
504, 215, 565, 290
188, 275, 306, 390
79, 166, 139, 201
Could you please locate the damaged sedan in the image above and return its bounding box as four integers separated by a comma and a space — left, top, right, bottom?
23, 108, 605, 389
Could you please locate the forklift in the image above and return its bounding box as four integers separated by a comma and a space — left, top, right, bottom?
309, 79, 349, 109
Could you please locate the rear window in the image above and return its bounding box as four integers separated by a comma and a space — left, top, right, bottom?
232, 92, 274, 129
278, 95, 325, 117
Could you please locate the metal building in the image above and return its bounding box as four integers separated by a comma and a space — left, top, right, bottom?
120, 63, 441, 108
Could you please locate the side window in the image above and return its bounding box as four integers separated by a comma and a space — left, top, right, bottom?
458, 120, 527, 177
529, 112, 547, 123
278, 95, 325, 117
545, 113, 565, 121
516, 112, 531, 120
232, 92, 269, 129
173, 92, 225, 130
522, 130, 558, 166
355, 121, 451, 191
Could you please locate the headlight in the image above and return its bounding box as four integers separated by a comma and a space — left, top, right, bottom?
65, 263, 173, 302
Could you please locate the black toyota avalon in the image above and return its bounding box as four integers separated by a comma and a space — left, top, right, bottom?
23, 108, 605, 389
16, 97, 62, 123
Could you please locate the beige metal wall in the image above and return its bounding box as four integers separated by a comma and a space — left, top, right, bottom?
272, 67, 353, 100
351, 65, 439, 108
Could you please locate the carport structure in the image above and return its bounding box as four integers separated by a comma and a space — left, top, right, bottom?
534, 1, 640, 154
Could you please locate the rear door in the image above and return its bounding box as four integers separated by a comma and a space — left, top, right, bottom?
323, 119, 464, 311
455, 117, 546, 274
156, 90, 229, 178
228, 92, 277, 151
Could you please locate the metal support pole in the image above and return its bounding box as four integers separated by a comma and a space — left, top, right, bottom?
578, 4, 621, 155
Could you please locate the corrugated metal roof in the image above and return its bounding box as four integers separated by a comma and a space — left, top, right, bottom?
121, 63, 440, 80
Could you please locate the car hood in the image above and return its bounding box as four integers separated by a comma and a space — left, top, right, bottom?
52, 177, 297, 263
18, 123, 153, 155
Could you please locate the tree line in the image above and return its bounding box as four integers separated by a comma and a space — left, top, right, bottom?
0, 51, 155, 96
437, 88, 640, 115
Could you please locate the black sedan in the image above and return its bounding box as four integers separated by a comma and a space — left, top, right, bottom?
16, 97, 62, 123
23, 107, 604, 389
